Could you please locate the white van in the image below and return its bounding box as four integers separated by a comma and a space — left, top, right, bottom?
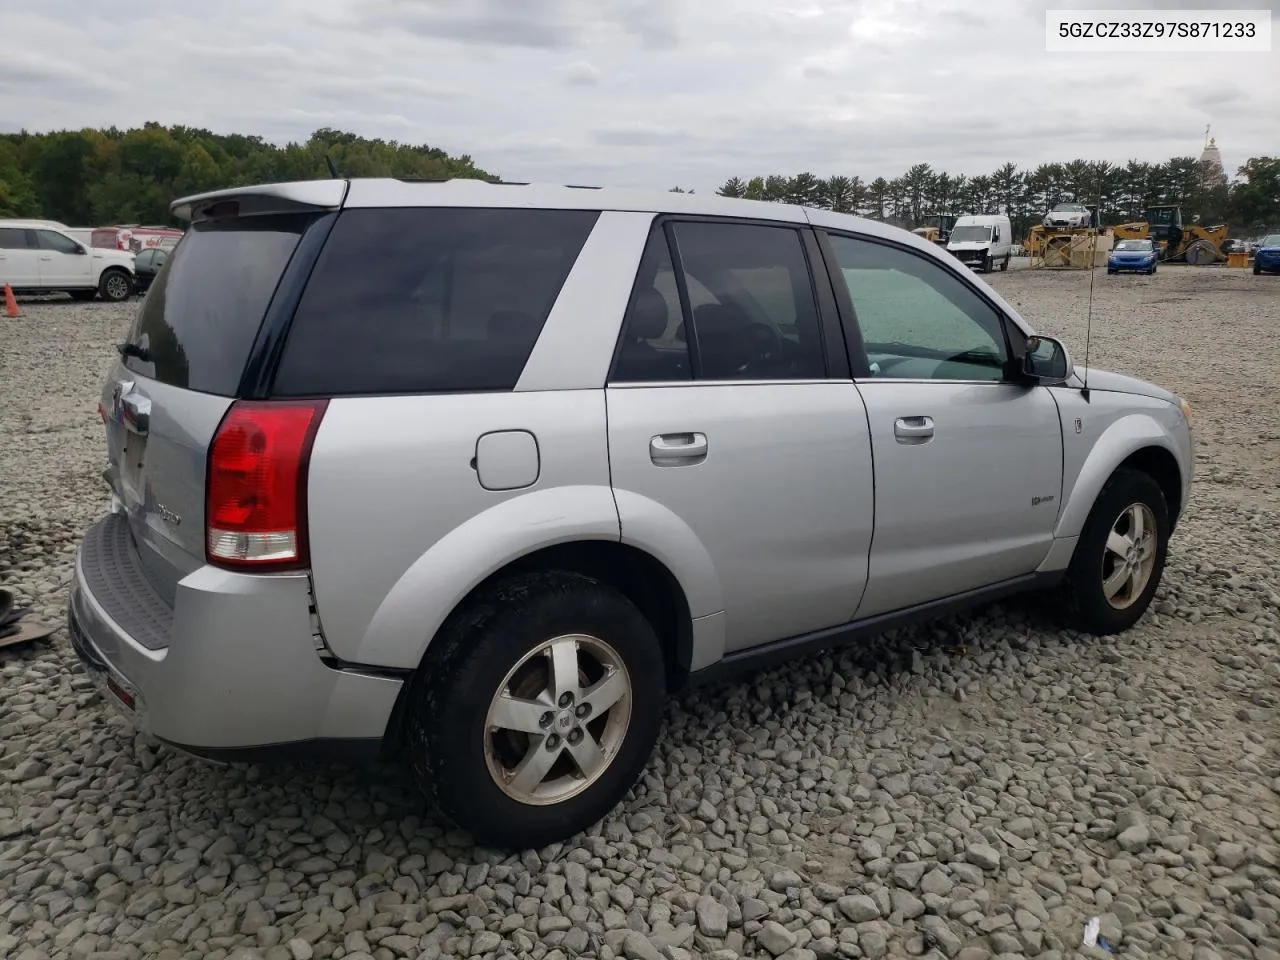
946, 214, 1013, 272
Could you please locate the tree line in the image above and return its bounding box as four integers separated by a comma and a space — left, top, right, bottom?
0, 123, 496, 226
3, 122, 1276, 241
717, 157, 1280, 239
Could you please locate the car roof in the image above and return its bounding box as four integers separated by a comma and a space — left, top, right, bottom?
167, 176, 1035, 334
172, 176, 929, 242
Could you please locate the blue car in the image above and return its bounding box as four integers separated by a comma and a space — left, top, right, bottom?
1254, 233, 1280, 275
1108, 238, 1158, 275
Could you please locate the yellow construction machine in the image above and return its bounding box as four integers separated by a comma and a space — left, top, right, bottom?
1112, 205, 1228, 265
911, 213, 958, 246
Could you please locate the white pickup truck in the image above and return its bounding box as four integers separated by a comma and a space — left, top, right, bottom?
0, 220, 136, 301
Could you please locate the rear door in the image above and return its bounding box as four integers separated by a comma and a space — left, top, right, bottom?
606, 218, 874, 654
107, 210, 328, 603
34, 229, 93, 287
0, 227, 40, 286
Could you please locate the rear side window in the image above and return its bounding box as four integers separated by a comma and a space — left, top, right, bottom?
123, 213, 316, 395
273, 208, 600, 397
671, 221, 827, 381
0, 228, 31, 250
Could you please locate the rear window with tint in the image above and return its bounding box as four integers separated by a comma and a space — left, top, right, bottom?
272, 207, 599, 397
123, 214, 315, 395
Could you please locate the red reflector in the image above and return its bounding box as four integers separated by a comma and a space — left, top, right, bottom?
206, 400, 327, 570
106, 677, 135, 710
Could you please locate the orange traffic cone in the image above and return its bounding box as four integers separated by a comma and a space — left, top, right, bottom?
3, 284, 20, 319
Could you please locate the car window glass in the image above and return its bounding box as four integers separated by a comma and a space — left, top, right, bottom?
35, 230, 82, 254
825, 234, 1009, 382
135, 250, 154, 268
671, 221, 826, 381
611, 228, 691, 382
0, 228, 31, 250
275, 207, 598, 396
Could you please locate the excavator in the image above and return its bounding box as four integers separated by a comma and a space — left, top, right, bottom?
1112, 205, 1228, 264
911, 213, 958, 246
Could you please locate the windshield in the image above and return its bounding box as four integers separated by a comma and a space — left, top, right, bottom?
1115, 240, 1153, 251
950, 225, 991, 243
1052, 203, 1085, 212
1261, 235, 1280, 247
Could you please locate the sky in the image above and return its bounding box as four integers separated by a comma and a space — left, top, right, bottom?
2, 0, 1277, 192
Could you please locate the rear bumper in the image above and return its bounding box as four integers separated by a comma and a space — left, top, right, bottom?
68, 514, 404, 757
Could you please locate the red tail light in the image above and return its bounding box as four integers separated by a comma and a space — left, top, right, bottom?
206, 400, 328, 570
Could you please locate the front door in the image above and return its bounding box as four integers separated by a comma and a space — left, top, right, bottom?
820, 230, 1063, 619
607, 218, 875, 654
35, 229, 93, 287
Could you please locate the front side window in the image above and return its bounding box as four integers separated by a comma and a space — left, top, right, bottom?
35, 230, 82, 254
825, 233, 1010, 382
669, 221, 826, 381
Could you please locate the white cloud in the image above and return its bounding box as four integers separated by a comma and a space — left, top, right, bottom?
1, 0, 1276, 192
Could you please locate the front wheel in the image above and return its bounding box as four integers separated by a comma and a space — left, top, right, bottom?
98, 269, 133, 302
1058, 468, 1169, 636
982, 254, 992, 273
1255, 263, 1262, 275
408, 570, 666, 849
1000, 254, 1010, 272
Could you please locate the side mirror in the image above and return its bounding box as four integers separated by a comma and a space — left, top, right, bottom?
1021, 334, 1073, 385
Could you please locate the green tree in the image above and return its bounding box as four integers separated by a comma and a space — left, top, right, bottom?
1231, 157, 1280, 232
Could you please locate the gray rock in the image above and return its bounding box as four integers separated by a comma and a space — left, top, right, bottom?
697, 896, 730, 938
920, 916, 963, 957
757, 921, 797, 957
837, 895, 881, 922
965, 845, 1001, 871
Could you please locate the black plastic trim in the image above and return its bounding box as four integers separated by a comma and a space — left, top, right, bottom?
237, 211, 340, 400
685, 571, 1065, 688
799, 227, 851, 380
158, 736, 385, 766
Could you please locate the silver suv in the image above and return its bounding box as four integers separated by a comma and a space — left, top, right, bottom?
69, 179, 1193, 849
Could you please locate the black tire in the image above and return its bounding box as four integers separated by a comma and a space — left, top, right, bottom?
982, 254, 992, 273
69, 290, 97, 302
1058, 467, 1169, 636
408, 570, 666, 849
1000, 254, 1010, 272
1255, 263, 1262, 275
98, 269, 133, 302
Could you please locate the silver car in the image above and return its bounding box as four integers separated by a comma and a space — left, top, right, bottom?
69, 179, 1193, 849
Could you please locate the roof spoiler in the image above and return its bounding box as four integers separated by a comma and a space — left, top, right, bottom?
171, 179, 349, 223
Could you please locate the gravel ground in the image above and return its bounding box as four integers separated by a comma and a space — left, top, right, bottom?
1, 265, 1278, 960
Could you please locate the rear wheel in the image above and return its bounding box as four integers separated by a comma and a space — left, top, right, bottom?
1058, 468, 1169, 636
98, 269, 133, 302
408, 570, 666, 849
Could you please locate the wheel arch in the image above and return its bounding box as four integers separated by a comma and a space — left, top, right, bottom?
1056, 414, 1187, 542
381, 538, 697, 752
